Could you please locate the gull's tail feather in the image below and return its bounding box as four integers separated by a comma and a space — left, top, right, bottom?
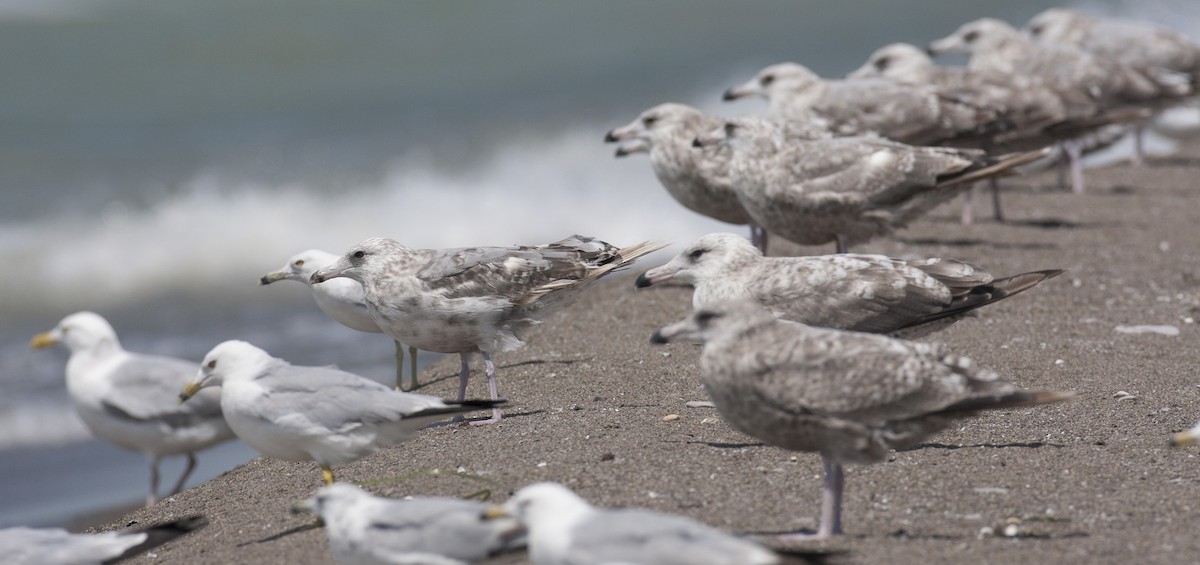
937, 390, 1074, 417
937, 147, 1053, 188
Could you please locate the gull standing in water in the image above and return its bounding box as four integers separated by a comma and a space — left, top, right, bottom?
31, 312, 234, 506
311, 235, 666, 425
260, 249, 421, 391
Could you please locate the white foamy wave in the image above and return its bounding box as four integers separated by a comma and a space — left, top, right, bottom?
0, 400, 91, 450
0, 123, 730, 314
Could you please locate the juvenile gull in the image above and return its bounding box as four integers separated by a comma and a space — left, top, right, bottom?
178, 340, 501, 485
636, 233, 1062, 339
260, 249, 421, 391
31, 312, 234, 506
311, 235, 666, 425
694, 117, 1048, 252
722, 62, 998, 146
651, 302, 1073, 540
295, 483, 525, 565
605, 103, 766, 251
0, 516, 206, 565
483, 482, 833, 565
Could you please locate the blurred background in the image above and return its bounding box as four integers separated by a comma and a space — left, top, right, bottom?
0, 0, 1191, 527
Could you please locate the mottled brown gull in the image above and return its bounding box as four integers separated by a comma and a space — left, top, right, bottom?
695, 116, 1048, 253
483, 482, 834, 565
722, 62, 997, 146
295, 483, 525, 565
651, 301, 1073, 540
261, 249, 421, 391
178, 340, 500, 485
31, 312, 235, 506
311, 235, 666, 425
636, 233, 1062, 339
605, 103, 767, 251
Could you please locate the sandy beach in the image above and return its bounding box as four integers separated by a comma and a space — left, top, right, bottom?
100, 144, 1200, 565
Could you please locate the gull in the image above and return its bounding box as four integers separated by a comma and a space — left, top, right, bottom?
694, 116, 1047, 253
310, 235, 666, 425
294, 483, 525, 565
651, 301, 1073, 540
605, 103, 767, 252
929, 17, 1192, 192
0, 516, 206, 565
636, 232, 1062, 339
178, 340, 501, 485
722, 62, 998, 146
31, 312, 234, 506
483, 482, 833, 565
260, 249, 421, 391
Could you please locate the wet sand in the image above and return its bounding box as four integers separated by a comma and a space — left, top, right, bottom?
103, 143, 1200, 564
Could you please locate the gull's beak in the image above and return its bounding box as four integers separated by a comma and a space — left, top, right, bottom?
927, 35, 962, 56
310, 266, 339, 285
692, 125, 726, 148
650, 317, 699, 345
1170, 431, 1197, 447
481, 505, 511, 521
260, 270, 290, 286
30, 332, 57, 349
179, 381, 203, 404
615, 139, 649, 158
605, 122, 639, 143
722, 78, 760, 101
846, 62, 875, 80
634, 265, 678, 289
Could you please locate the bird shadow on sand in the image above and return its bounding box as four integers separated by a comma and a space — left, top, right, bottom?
675, 440, 768, 449
419, 358, 592, 389
902, 441, 1066, 451
240, 520, 322, 547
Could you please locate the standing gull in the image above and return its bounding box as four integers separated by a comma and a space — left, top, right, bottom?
311, 235, 666, 425
178, 340, 501, 485
636, 233, 1062, 339
695, 116, 1047, 253
0, 516, 206, 565
651, 302, 1072, 540
295, 483, 525, 565
31, 312, 234, 506
604, 103, 767, 252
483, 482, 833, 565
260, 249, 421, 391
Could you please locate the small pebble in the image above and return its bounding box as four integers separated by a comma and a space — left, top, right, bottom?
685, 400, 715, 408
1113, 391, 1138, 402
1003, 524, 1020, 537
700, 417, 720, 425
600, 453, 615, 461
662, 414, 680, 422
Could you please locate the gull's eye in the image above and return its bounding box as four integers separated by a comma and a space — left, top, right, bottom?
642, 115, 658, 127
874, 56, 890, 70
1029, 24, 1043, 37
688, 248, 707, 261
353, 250, 365, 259
294, 259, 305, 267
207, 359, 217, 369
963, 30, 980, 43
759, 74, 775, 86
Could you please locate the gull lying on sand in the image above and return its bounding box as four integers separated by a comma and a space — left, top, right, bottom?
651, 302, 1072, 540
695, 116, 1047, 253
605, 103, 767, 252
637, 233, 1062, 339
260, 249, 421, 391
178, 340, 501, 485
295, 483, 525, 565
311, 235, 666, 425
484, 482, 833, 565
0, 516, 206, 565
31, 312, 234, 506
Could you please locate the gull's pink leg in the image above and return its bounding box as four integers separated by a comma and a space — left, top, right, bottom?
147, 456, 160, 506
777, 459, 844, 542
1067, 141, 1085, 194
470, 352, 503, 425
168, 453, 197, 496
1132, 124, 1146, 167
990, 177, 1004, 222
961, 187, 975, 226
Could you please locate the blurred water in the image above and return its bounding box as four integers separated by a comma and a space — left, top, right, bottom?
0, 0, 1190, 527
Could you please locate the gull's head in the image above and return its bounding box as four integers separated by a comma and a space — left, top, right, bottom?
636, 233, 760, 290
260, 249, 340, 287
848, 43, 934, 81
929, 18, 1021, 57
605, 103, 707, 151
293, 483, 372, 519
310, 237, 405, 285
180, 340, 272, 403
31, 311, 119, 354
650, 300, 774, 345
485, 482, 591, 531
1024, 8, 1088, 44
723, 62, 819, 102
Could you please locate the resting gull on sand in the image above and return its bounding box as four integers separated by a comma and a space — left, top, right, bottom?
483, 482, 834, 565
260, 249, 421, 391
178, 340, 501, 485
694, 116, 1048, 253
722, 62, 997, 146
636, 233, 1062, 339
311, 235, 666, 425
0, 516, 206, 565
605, 103, 767, 252
295, 483, 525, 565
31, 312, 234, 506
651, 301, 1073, 540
